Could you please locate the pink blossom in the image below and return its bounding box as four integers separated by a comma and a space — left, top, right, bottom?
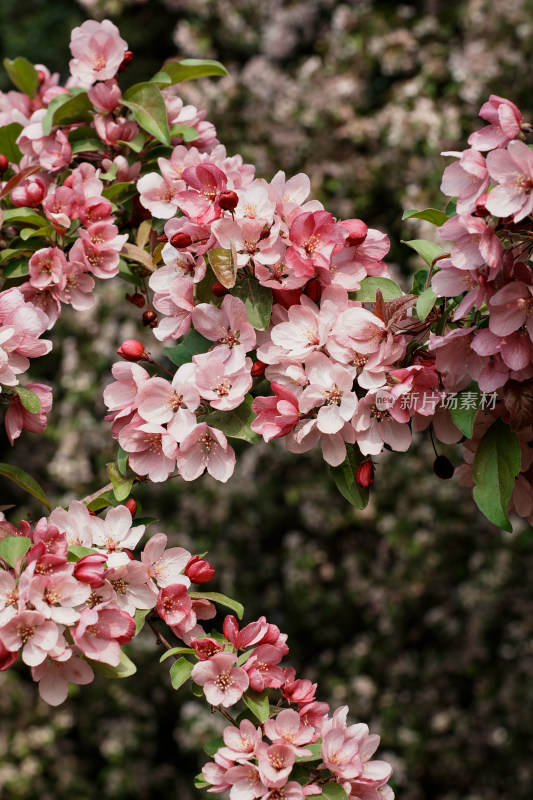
191, 652, 249, 707
485, 140, 533, 221
0, 610, 59, 666
73, 553, 107, 588
352, 393, 412, 456
118, 419, 178, 483
176, 163, 229, 225
141, 532, 191, 588
151, 277, 195, 342
88, 78, 122, 112
193, 348, 253, 411
219, 719, 262, 761
31, 650, 94, 705
5, 382, 53, 445
468, 95, 523, 151
156, 583, 193, 625
73, 606, 135, 665
256, 742, 295, 788
28, 572, 91, 625
264, 708, 315, 753
105, 561, 157, 615
193, 294, 256, 353
440, 149, 490, 214
177, 423, 236, 483
299, 352, 358, 434
137, 363, 199, 440
69, 19, 128, 85
488, 281, 533, 339
251, 382, 300, 442
244, 644, 286, 691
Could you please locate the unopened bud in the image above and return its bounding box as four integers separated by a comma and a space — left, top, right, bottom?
251, 360, 266, 378
0, 154, 9, 173
73, 553, 107, 588
117, 339, 148, 361
344, 218, 368, 247
169, 231, 192, 248
433, 455, 454, 480
142, 309, 158, 328
218, 189, 239, 211
63, 174, 74, 188
125, 291, 145, 308
259, 225, 271, 240
157, 234, 168, 242
119, 50, 133, 72
355, 459, 374, 488
185, 555, 216, 583
125, 498, 137, 517
211, 281, 228, 297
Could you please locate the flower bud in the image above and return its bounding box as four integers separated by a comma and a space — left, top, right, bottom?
433, 455, 454, 480
185, 555, 216, 583
119, 50, 133, 72
218, 189, 239, 211
125, 498, 137, 517
344, 218, 368, 247
259, 225, 271, 240
157, 234, 168, 242
0, 154, 9, 174
117, 339, 149, 361
142, 309, 158, 328
251, 360, 266, 378
37, 69, 46, 85
125, 291, 146, 308
355, 459, 374, 488
169, 231, 192, 248
211, 281, 228, 297
73, 553, 107, 588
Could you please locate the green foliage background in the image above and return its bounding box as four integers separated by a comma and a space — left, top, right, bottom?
1, 1, 533, 799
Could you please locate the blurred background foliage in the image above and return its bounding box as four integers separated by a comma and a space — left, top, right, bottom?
1, 1, 533, 799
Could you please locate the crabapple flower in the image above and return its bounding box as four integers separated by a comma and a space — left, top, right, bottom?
32, 650, 94, 706
4, 382, 53, 445
73, 607, 135, 665
177, 423, 236, 482
251, 382, 300, 442
69, 19, 128, 85
191, 652, 249, 707
485, 139, 533, 221
468, 95, 523, 151
141, 533, 191, 588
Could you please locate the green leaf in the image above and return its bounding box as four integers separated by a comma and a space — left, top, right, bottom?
104, 183, 138, 202
134, 608, 151, 635
445, 197, 457, 218
122, 82, 170, 146
153, 59, 228, 87
86, 490, 117, 512
41, 91, 92, 136
295, 741, 323, 763
319, 784, 350, 800
472, 419, 521, 532
355, 276, 403, 302
13, 385, 41, 413
0, 122, 23, 163
116, 257, 145, 289
189, 591, 244, 620
402, 208, 448, 227
194, 773, 210, 789
0, 536, 31, 567
416, 287, 438, 321
163, 327, 211, 366
236, 648, 255, 667
160, 646, 195, 663
195, 265, 223, 307
1, 257, 29, 279
67, 545, 99, 562
117, 446, 129, 477
233, 275, 273, 330
2, 208, 48, 227
132, 516, 157, 527
89, 650, 137, 679
169, 656, 193, 690
119, 130, 146, 153
0, 463, 51, 510
330, 443, 369, 509
204, 736, 224, 758
106, 462, 134, 502
169, 124, 199, 142
3, 57, 39, 96
242, 689, 270, 723
19, 226, 53, 241
411, 269, 429, 295
204, 395, 261, 444
402, 239, 445, 266
450, 385, 481, 439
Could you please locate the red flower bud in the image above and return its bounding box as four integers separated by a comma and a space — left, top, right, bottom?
433, 455, 454, 480
218, 189, 239, 211
251, 360, 266, 378
73, 553, 107, 588
169, 231, 192, 248
0, 154, 9, 174
185, 555, 216, 583
125, 291, 146, 308
119, 50, 134, 72
344, 218, 368, 247
272, 288, 303, 309
157, 234, 168, 242
117, 339, 149, 361
355, 459, 374, 488
142, 309, 158, 328
125, 498, 137, 517
211, 281, 229, 297
259, 225, 271, 240
37, 69, 46, 85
